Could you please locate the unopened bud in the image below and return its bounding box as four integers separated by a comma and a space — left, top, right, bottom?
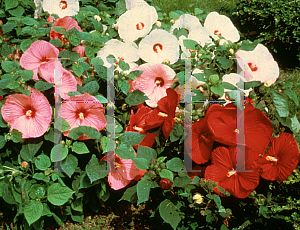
264, 80, 273, 87
155, 21, 162, 27
229, 48, 234, 55
22, 162, 28, 168
162, 59, 170, 65
94, 15, 101, 22
170, 19, 175, 24
112, 24, 118, 30
160, 178, 172, 190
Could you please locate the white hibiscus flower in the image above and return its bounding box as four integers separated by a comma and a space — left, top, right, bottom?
204, 12, 240, 43
235, 44, 279, 84
116, 5, 158, 42
43, 0, 79, 18
125, 0, 149, 10
97, 39, 139, 72
138, 29, 179, 64
170, 14, 203, 34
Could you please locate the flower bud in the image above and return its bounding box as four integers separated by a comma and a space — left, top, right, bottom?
160, 178, 172, 190
47, 16, 54, 23
162, 59, 170, 65
94, 15, 101, 22
229, 48, 234, 55
22, 162, 28, 168
170, 19, 175, 24
155, 21, 162, 27
264, 80, 273, 87
112, 24, 118, 30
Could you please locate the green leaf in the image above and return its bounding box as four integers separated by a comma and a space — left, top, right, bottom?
11, 129, 23, 143
72, 142, 90, 154
119, 132, 146, 146
8, 6, 24, 17
244, 81, 261, 90
240, 39, 263, 51
195, 8, 203, 15
159, 199, 181, 230
183, 39, 198, 50
21, 70, 34, 81
125, 90, 149, 106
91, 57, 103, 66
118, 59, 130, 71
114, 0, 127, 15
216, 57, 233, 69
115, 143, 136, 159
86, 155, 109, 183
34, 81, 54, 91
5, 0, 18, 10
192, 89, 206, 101
50, 144, 69, 162
157, 156, 167, 164
0, 135, 6, 149
62, 154, 78, 178
83, 81, 99, 95
72, 63, 84, 77
272, 92, 289, 117
291, 115, 300, 134
173, 176, 192, 187
211, 84, 224, 96
1, 183, 17, 204
170, 123, 184, 142
35, 155, 51, 171
118, 80, 130, 94
137, 179, 152, 205
24, 200, 43, 226
169, 11, 182, 19
119, 185, 137, 203
20, 141, 43, 162
259, 205, 268, 214
20, 39, 37, 52
222, 82, 237, 90
160, 169, 174, 182
53, 27, 66, 34
47, 183, 74, 206
133, 158, 149, 170
33, 173, 50, 182
166, 158, 184, 171
29, 185, 46, 200
69, 126, 101, 140
2, 23, 17, 34
2, 61, 19, 72
136, 145, 157, 162
49, 39, 62, 47
193, 73, 206, 82
54, 117, 71, 132
22, 17, 38, 26
284, 89, 299, 106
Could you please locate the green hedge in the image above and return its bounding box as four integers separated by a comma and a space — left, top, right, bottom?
232, 0, 300, 68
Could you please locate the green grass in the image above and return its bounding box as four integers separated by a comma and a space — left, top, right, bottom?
152, 0, 237, 17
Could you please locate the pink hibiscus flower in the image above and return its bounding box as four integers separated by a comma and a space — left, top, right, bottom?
54, 69, 78, 100
1, 88, 52, 138
104, 154, 139, 190
20, 40, 60, 82
128, 63, 177, 107
50, 16, 82, 45
59, 94, 107, 140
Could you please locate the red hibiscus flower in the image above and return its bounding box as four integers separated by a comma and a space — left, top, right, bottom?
205, 146, 260, 198
186, 104, 229, 164
255, 132, 300, 182
126, 105, 157, 149
207, 103, 273, 154
144, 88, 180, 139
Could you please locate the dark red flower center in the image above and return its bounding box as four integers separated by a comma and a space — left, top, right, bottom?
153, 43, 163, 53
155, 77, 164, 87
184, 28, 189, 34
136, 22, 145, 30
248, 62, 258, 72
59, 0, 68, 10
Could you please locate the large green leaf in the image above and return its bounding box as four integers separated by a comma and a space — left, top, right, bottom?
125, 90, 149, 106
119, 132, 146, 146
35, 155, 51, 171
24, 200, 43, 226
47, 183, 74, 206
50, 144, 69, 162
136, 145, 157, 162
159, 199, 181, 230
5, 0, 18, 11
166, 158, 184, 172
115, 144, 136, 160
86, 155, 109, 183
72, 141, 90, 154
54, 118, 71, 132
272, 92, 289, 117
119, 185, 137, 203
62, 154, 78, 178
137, 179, 152, 205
